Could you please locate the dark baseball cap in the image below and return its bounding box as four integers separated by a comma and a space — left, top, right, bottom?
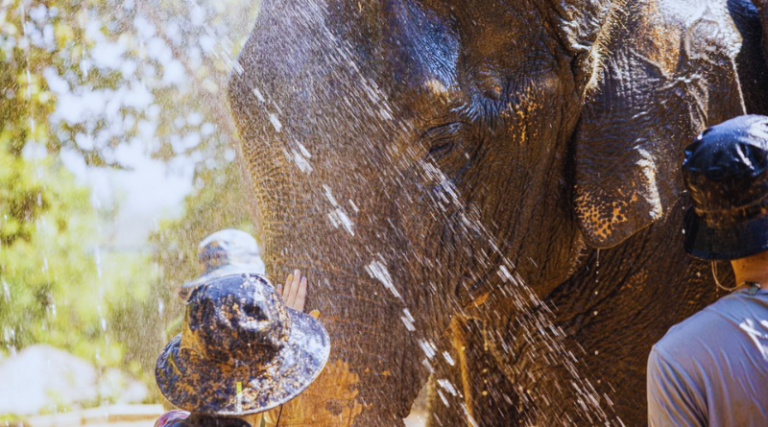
683, 115, 768, 260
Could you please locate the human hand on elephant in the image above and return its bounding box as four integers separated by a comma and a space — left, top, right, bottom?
277, 269, 320, 318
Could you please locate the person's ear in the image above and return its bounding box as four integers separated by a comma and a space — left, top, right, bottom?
571, 46, 744, 248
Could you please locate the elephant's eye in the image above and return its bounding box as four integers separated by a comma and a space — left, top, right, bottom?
422, 121, 473, 184
423, 121, 463, 161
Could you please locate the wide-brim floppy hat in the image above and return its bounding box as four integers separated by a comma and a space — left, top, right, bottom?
156, 273, 330, 415
683, 114, 768, 260
178, 229, 266, 300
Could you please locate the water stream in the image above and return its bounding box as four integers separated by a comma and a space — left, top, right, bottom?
233, 1, 624, 425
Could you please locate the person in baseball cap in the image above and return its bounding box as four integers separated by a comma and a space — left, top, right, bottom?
647, 115, 768, 426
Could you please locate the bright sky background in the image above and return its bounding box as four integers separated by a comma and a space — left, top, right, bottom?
61, 149, 196, 248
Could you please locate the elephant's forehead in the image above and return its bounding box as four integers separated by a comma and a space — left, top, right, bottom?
634, 0, 743, 76
230, 0, 573, 148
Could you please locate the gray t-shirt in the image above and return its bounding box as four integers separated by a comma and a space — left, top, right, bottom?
647, 288, 768, 426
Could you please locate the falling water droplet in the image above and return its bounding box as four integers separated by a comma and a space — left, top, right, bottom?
443, 351, 455, 366
94, 245, 102, 279
268, 113, 282, 132
596, 249, 600, 268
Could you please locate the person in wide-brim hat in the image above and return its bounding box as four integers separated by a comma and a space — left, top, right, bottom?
156, 272, 330, 419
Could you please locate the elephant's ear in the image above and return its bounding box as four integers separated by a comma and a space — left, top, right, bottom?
572, 11, 746, 249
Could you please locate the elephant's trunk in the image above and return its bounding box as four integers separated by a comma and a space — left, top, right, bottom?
228, 1, 445, 425
235, 117, 425, 425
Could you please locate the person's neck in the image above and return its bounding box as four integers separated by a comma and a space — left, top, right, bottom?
731, 250, 768, 288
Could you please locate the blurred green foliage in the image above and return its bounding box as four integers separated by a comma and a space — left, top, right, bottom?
0, 155, 103, 354
0, 0, 127, 368
0, 0, 261, 412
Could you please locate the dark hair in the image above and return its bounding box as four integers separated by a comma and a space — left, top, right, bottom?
186, 414, 252, 427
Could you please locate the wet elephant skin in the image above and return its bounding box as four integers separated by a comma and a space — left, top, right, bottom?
228, 0, 768, 425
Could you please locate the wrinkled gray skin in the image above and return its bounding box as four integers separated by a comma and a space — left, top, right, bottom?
228, 0, 768, 425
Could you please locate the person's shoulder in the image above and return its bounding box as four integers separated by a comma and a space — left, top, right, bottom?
654, 291, 768, 358
652, 296, 738, 360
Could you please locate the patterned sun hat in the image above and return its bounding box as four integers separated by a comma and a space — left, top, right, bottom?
178, 229, 266, 300
157, 274, 330, 415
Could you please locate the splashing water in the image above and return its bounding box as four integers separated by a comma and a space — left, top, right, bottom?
234, 1, 624, 425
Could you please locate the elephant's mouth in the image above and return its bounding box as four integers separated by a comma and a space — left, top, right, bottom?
453, 251, 510, 308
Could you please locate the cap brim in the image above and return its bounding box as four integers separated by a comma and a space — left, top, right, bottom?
178, 266, 266, 300
155, 308, 330, 415
684, 207, 768, 260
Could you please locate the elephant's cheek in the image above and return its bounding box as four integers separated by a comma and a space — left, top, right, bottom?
277, 359, 365, 425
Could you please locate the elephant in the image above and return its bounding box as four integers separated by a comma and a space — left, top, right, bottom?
227, 0, 768, 425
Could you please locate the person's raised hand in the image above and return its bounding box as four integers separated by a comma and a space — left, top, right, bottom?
278, 269, 307, 312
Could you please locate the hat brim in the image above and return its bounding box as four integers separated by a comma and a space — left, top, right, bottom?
684, 207, 768, 260
178, 265, 266, 300
155, 308, 330, 416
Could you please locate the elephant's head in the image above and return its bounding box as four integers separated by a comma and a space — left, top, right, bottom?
228, 0, 745, 424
